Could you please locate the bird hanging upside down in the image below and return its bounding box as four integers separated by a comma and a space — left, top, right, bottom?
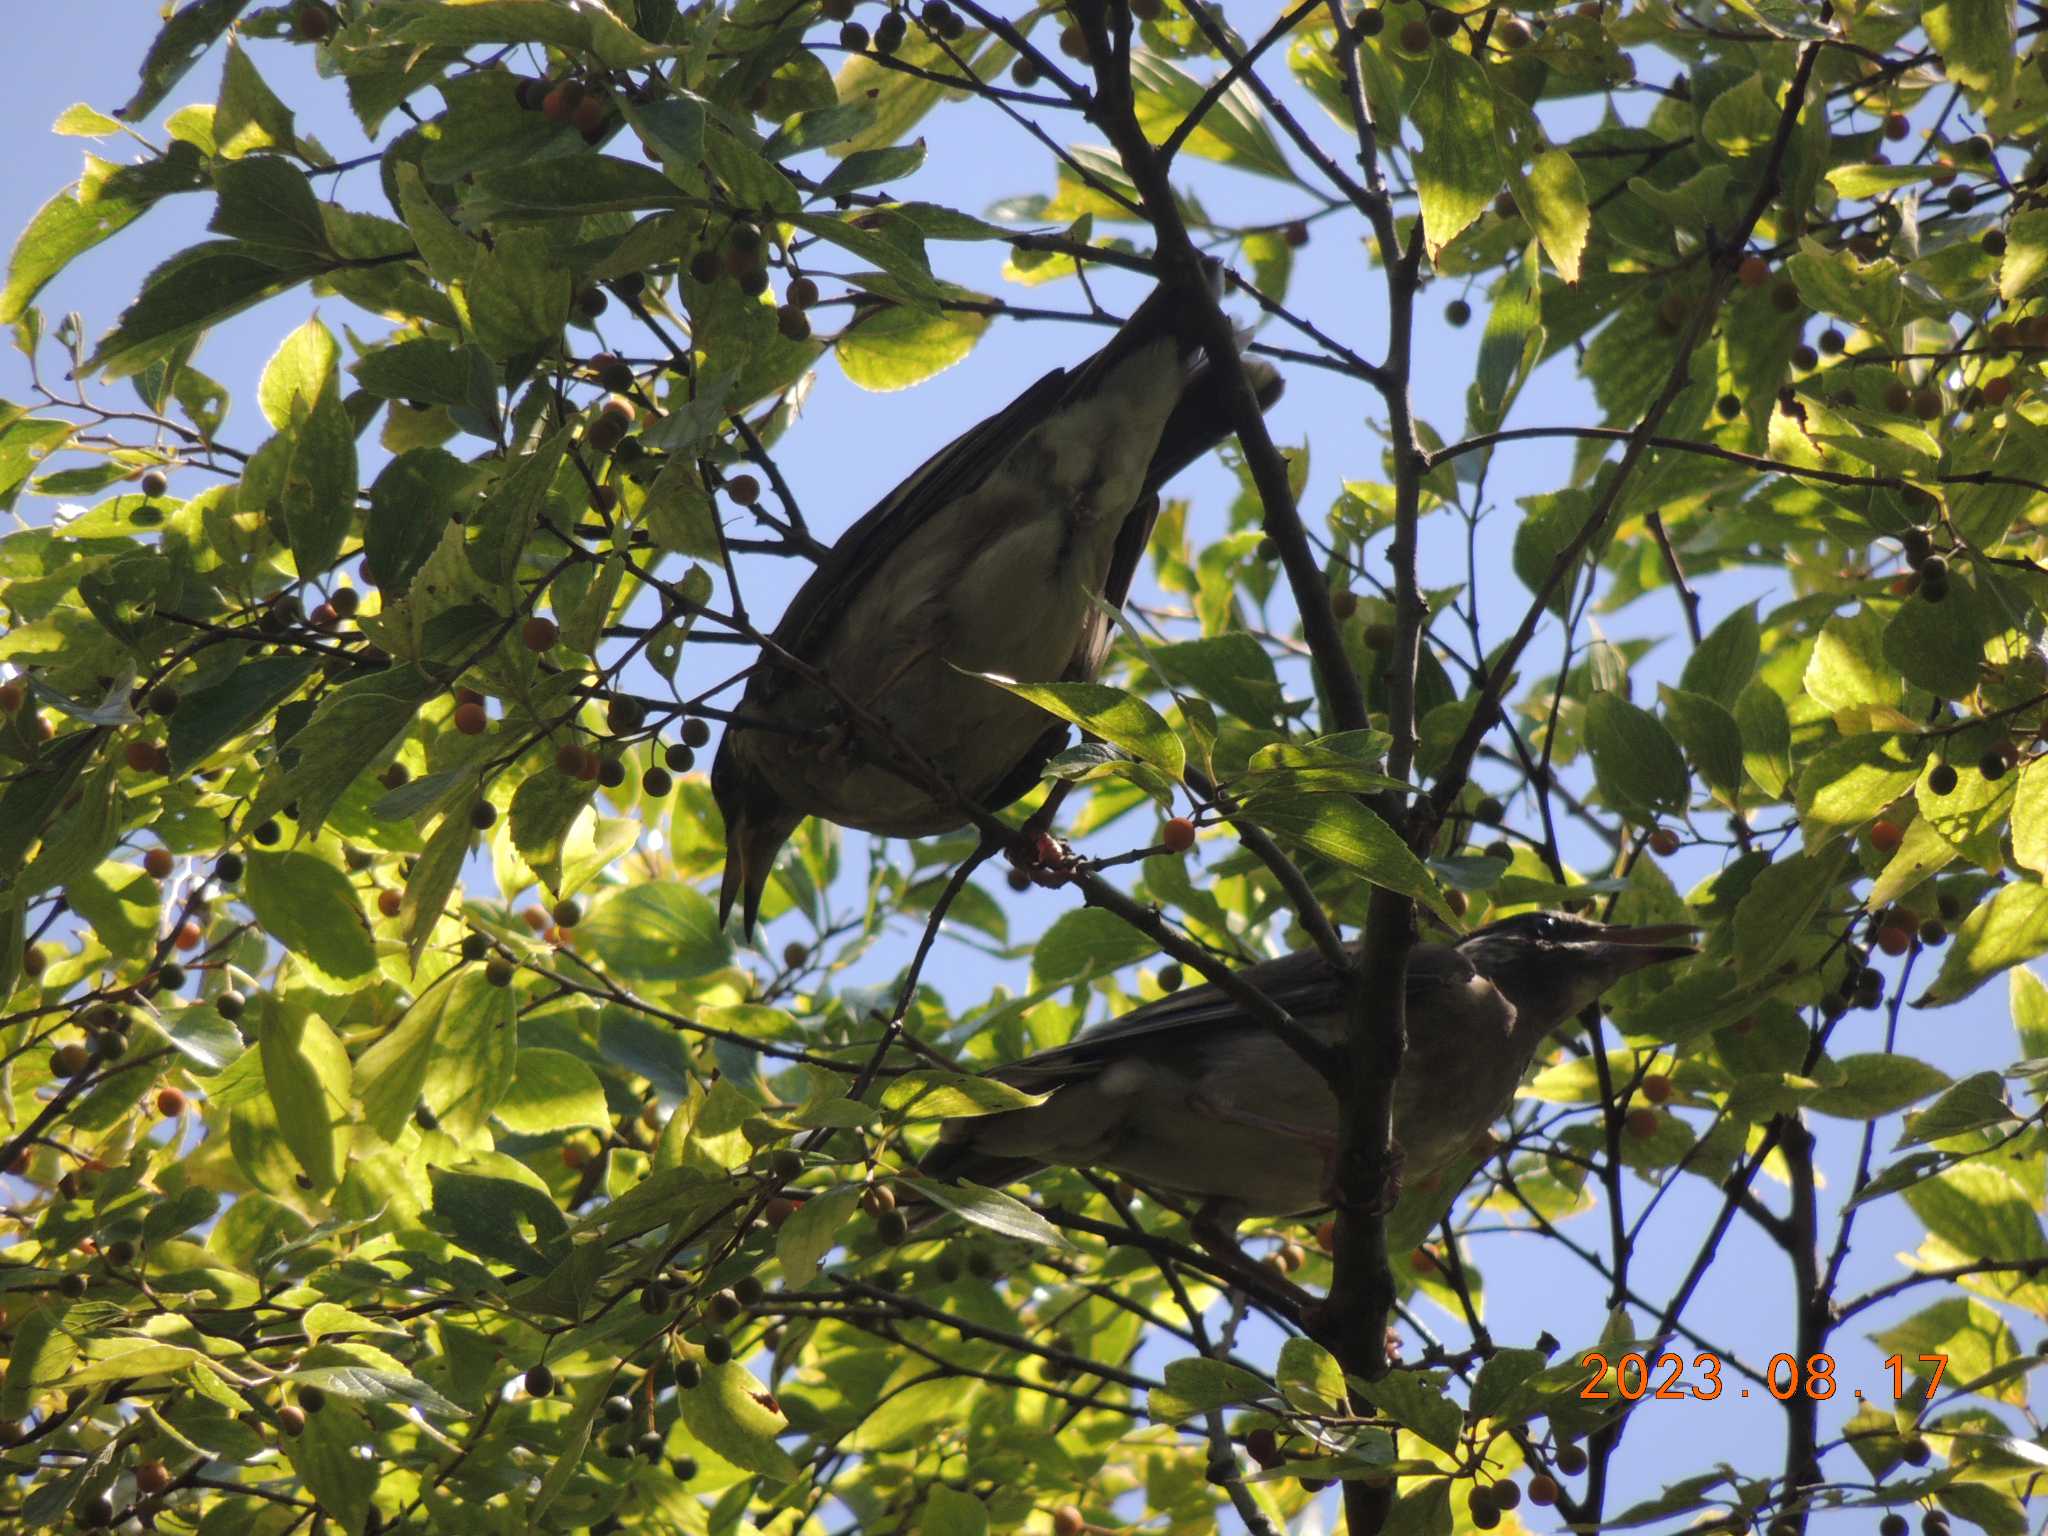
919, 912, 1697, 1229
711, 267, 1283, 937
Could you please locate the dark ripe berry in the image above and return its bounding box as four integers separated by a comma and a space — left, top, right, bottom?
485, 958, 515, 987
461, 932, 490, 962
877, 1208, 910, 1245
381, 762, 411, 791
1922, 1514, 1949, 1535
1792, 344, 1819, 371
681, 717, 712, 749
777, 304, 812, 342
1445, 299, 1472, 327
1772, 281, 1801, 313
525, 1363, 555, 1397
1357, 6, 1385, 34
1885, 379, 1913, 413
135, 1460, 173, 1495
1984, 228, 2008, 257
1882, 111, 1910, 141
551, 898, 583, 929
298, 1385, 327, 1414
253, 818, 281, 845
1900, 525, 1932, 566
1912, 387, 1942, 419
1006, 866, 1031, 891
454, 701, 488, 736
840, 18, 871, 47
1555, 1444, 1589, 1475
1919, 919, 1948, 947
1255, 536, 1280, 562
1011, 55, 1041, 84
104, 1239, 135, 1268
1928, 762, 1957, 795
1398, 17, 1432, 50
1737, 255, 1770, 287
1819, 328, 1846, 355
1493, 1482, 1522, 1512
734, 1274, 765, 1306
664, 742, 696, 772
329, 587, 360, 619
1870, 818, 1903, 855
787, 277, 820, 309
415, 1101, 440, 1132
674, 1358, 702, 1390
602, 1394, 633, 1423
1961, 132, 1994, 160
60, 1271, 88, 1297
1946, 185, 1976, 213
1282, 219, 1309, 247
641, 766, 672, 798
277, 1405, 307, 1436
1648, 827, 1682, 856
1427, 6, 1458, 37
710, 1287, 743, 1322
598, 758, 626, 789
1979, 749, 2008, 781
1471, 1500, 1501, 1530
78, 1492, 116, 1529
875, 11, 906, 51
1527, 1476, 1560, 1506
1157, 963, 1183, 993
1717, 393, 1742, 419
522, 616, 559, 651
636, 1430, 665, 1459
217, 989, 246, 1021
470, 801, 498, 830
689, 250, 722, 284
140, 468, 170, 498
702, 1333, 733, 1365
144, 846, 175, 879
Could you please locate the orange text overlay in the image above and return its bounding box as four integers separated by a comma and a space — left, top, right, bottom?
1578, 1351, 1950, 1403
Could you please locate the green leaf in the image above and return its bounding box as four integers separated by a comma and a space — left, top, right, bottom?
2, 150, 208, 326
1796, 734, 1921, 840
257, 316, 340, 430
973, 678, 1183, 782
1883, 586, 1984, 700
494, 1049, 608, 1135
1899, 1071, 2017, 1147
1244, 794, 1452, 920
1906, 1163, 2047, 1266
574, 883, 731, 983
1733, 843, 1851, 983
280, 663, 439, 836
899, 1177, 1065, 1246
1734, 680, 1792, 797
401, 799, 469, 967
1584, 692, 1689, 814
676, 1360, 801, 1481
166, 655, 317, 771
1409, 50, 1498, 257
1130, 53, 1291, 180
429, 1166, 568, 1274
1804, 607, 1899, 714
880, 1071, 1042, 1118
837, 302, 990, 391
1658, 687, 1744, 806
1154, 1356, 1276, 1418
1922, 0, 2016, 95
920, 1485, 990, 1536
1808, 1053, 1951, 1119
115, 0, 253, 123
210, 156, 330, 256
85, 239, 328, 379
2000, 206, 2048, 306
259, 996, 354, 1190
243, 851, 378, 992
1681, 604, 1759, 707
468, 426, 570, 588
1276, 1337, 1348, 1416
1918, 881, 2048, 1008
215, 41, 297, 158
1357, 1369, 1462, 1454
2008, 759, 2048, 879
776, 1184, 860, 1288
1516, 148, 1590, 284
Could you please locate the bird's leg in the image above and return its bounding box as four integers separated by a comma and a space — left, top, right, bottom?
1325, 1137, 1406, 1216
1188, 1200, 1315, 1310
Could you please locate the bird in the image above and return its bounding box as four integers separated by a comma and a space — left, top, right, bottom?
917, 911, 1697, 1227
711, 267, 1283, 937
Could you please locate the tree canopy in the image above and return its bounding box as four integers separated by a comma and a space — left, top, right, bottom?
3, 0, 2047, 1533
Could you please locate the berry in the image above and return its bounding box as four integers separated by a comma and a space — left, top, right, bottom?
777, 305, 812, 342
157, 1087, 187, 1116
525, 1363, 555, 1397
278, 1405, 306, 1435
1157, 963, 1183, 993
1427, 6, 1458, 37
454, 701, 488, 735
1161, 817, 1196, 853
876, 11, 906, 51
1979, 749, 2008, 781
140, 469, 169, 498
571, 95, 608, 138
1927, 762, 1957, 795
1555, 1444, 1588, 1475
485, 958, 515, 987
1625, 1107, 1660, 1140
877, 1208, 910, 1245
1919, 919, 1948, 947
1871, 818, 1903, 854
1527, 1476, 1559, 1505
1358, 6, 1386, 35
542, 82, 584, 123
1641, 1074, 1673, 1104
665, 743, 696, 773
378, 888, 404, 919
1445, 299, 1472, 327
1772, 281, 1802, 313
602, 1394, 633, 1423
1881, 1518, 1909, 1536
470, 801, 497, 830
1737, 255, 1770, 287
522, 616, 559, 651
681, 717, 712, 749
1493, 1483, 1522, 1512
1875, 923, 1913, 957
1648, 827, 1681, 857
1398, 17, 1431, 50
144, 846, 175, 879
252, 818, 281, 845
1282, 220, 1309, 247
642, 766, 672, 797
293, 3, 331, 42
551, 899, 583, 929
702, 1333, 733, 1365
157, 961, 188, 991
726, 474, 761, 505
1882, 112, 1909, 141
136, 1460, 173, 1495
1054, 1508, 1086, 1536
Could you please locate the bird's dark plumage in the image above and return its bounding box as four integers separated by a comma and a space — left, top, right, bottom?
711, 269, 1283, 935
919, 912, 1696, 1223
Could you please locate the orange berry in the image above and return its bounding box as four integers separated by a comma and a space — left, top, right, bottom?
1641, 1074, 1673, 1105
1161, 817, 1196, 853
1527, 1475, 1559, 1506
173, 921, 203, 951
570, 94, 607, 135
1875, 923, 1912, 956
453, 701, 488, 735
377, 888, 404, 919
125, 740, 161, 772
1870, 818, 1903, 854
1736, 255, 1770, 287
1053, 1508, 1086, 1536
1625, 1107, 1661, 1140
522, 616, 559, 652
541, 82, 584, 123
523, 907, 550, 931
1647, 827, 1681, 856
143, 847, 175, 879
156, 1087, 188, 1116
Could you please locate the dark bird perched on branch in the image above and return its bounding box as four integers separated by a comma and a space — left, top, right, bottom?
712, 267, 1283, 936
920, 912, 1696, 1228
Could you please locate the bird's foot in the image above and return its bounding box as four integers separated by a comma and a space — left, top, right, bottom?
1320, 1139, 1406, 1216
1007, 828, 1079, 888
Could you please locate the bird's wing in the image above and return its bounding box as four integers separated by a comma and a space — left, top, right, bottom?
763, 360, 1076, 665
991, 941, 1499, 1091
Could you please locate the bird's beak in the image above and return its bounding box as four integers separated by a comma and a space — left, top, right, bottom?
717, 807, 793, 942
1589, 922, 1700, 970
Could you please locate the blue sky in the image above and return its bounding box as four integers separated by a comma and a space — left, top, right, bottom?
2, 3, 2033, 1521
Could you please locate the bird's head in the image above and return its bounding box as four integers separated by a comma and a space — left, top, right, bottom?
711, 738, 804, 940
1458, 910, 1696, 1032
